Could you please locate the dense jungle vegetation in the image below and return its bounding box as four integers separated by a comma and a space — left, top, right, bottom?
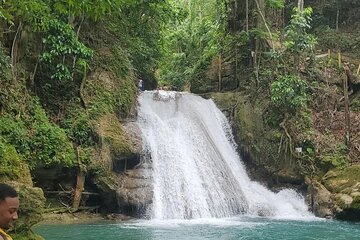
0, 0, 360, 238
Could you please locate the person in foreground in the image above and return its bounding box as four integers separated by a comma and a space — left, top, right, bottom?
0, 183, 19, 240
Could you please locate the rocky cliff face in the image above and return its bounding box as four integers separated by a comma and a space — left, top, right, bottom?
208, 92, 304, 189
53, 89, 359, 220
92, 117, 153, 217
209, 92, 360, 220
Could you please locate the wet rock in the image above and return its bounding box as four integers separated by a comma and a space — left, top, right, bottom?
116, 166, 153, 214
105, 213, 132, 221
306, 179, 334, 218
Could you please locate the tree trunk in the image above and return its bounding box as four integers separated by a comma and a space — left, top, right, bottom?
233, 0, 237, 30
344, 66, 351, 147
235, 44, 239, 89
72, 145, 86, 209
297, 0, 304, 11
246, 0, 249, 32
218, 54, 222, 91
254, 0, 274, 51
256, 0, 265, 33
253, 0, 266, 87
72, 171, 85, 209
11, 21, 23, 79
79, 64, 87, 109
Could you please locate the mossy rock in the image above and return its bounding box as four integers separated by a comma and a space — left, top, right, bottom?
351, 196, 360, 210
1, 167, 43, 231
209, 92, 263, 147
335, 195, 360, 221
307, 179, 334, 218
317, 153, 348, 173
209, 92, 302, 188
0, 181, 46, 238
0, 139, 23, 180
85, 66, 137, 119
322, 165, 360, 193
0, 152, 46, 236
0, 162, 33, 186
189, 57, 217, 94
12, 184, 46, 234
334, 193, 353, 209
93, 171, 120, 212
322, 165, 360, 220
96, 113, 133, 155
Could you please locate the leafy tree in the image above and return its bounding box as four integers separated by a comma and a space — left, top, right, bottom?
284, 7, 317, 71
40, 19, 93, 82
271, 74, 308, 113
50, 0, 121, 20
0, 0, 51, 29
119, 0, 174, 88
266, 0, 284, 9
159, 0, 229, 90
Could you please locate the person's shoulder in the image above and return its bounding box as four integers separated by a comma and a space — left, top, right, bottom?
0, 229, 6, 240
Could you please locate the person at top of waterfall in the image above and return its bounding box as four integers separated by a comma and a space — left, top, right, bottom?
0, 183, 19, 240
138, 79, 144, 91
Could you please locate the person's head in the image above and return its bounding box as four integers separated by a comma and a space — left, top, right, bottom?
0, 183, 19, 230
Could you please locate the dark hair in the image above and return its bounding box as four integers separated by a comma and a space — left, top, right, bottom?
0, 183, 18, 201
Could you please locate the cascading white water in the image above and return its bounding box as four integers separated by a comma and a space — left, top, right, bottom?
137, 90, 313, 220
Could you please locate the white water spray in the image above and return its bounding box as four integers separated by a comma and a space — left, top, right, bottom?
137, 91, 312, 220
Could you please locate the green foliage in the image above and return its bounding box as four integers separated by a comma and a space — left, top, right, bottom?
115, 78, 137, 118
0, 102, 75, 168
284, 7, 317, 55
0, 0, 181, 177
271, 75, 308, 112
0, 116, 29, 155
40, 19, 93, 82
109, 46, 132, 79
316, 27, 360, 55
159, 0, 228, 90
119, 0, 173, 88
14, 185, 45, 234
0, 5, 13, 24
61, 106, 94, 146
0, 44, 11, 79
319, 153, 348, 169
0, 137, 22, 178
266, 0, 285, 9
51, 0, 122, 21
86, 75, 137, 119
78, 147, 93, 165
30, 123, 75, 167
26, 102, 76, 167
0, 0, 124, 29
0, 0, 51, 29
314, 0, 360, 28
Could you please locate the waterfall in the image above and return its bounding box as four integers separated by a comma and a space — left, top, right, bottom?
137, 91, 312, 220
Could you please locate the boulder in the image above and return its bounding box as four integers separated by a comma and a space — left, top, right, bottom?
322, 165, 360, 220
306, 179, 334, 218
1, 164, 45, 239
92, 113, 153, 216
